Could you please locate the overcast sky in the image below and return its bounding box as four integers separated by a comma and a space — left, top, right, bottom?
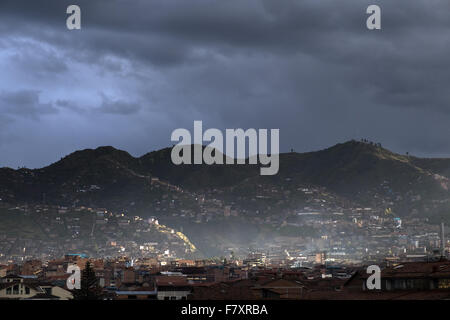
0, 0, 450, 168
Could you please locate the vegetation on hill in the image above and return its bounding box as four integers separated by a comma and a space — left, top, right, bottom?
1, 140, 450, 217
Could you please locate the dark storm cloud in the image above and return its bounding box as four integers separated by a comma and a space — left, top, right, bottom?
7, 40, 68, 76
55, 99, 87, 115
97, 94, 141, 115
0, 0, 450, 168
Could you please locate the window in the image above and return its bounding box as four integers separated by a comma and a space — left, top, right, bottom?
25, 287, 30, 295
406, 279, 414, 289
164, 296, 170, 300
438, 279, 450, 289
170, 296, 177, 300
13, 285, 19, 295
6, 287, 11, 295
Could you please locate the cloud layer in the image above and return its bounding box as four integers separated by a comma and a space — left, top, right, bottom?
1, 0, 450, 168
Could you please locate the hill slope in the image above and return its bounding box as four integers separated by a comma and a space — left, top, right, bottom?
2, 140, 450, 257
1, 140, 450, 214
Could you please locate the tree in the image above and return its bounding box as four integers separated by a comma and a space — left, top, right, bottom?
72, 261, 103, 300
230, 250, 236, 261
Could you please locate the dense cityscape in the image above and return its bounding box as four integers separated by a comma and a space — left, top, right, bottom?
1, 194, 448, 267
1, 140, 450, 300
1, 248, 449, 300
1, 0, 450, 305
0, 196, 449, 300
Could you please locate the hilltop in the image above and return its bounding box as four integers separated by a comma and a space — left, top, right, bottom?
1, 140, 450, 257
1, 140, 450, 211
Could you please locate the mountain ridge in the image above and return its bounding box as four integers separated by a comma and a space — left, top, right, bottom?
1, 140, 450, 216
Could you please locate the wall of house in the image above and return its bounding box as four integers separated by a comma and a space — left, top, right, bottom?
383, 278, 439, 290
116, 294, 157, 300
157, 290, 190, 300
0, 283, 38, 299
51, 286, 73, 300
